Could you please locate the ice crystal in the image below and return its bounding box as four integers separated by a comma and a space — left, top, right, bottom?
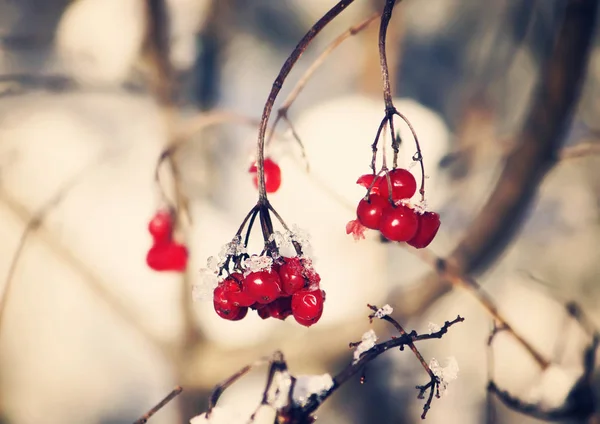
192, 268, 219, 301
292, 374, 334, 407
427, 322, 441, 334
243, 255, 273, 274
429, 357, 459, 396
373, 304, 393, 319
353, 329, 378, 364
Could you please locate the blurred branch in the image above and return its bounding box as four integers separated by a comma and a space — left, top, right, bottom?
390, 0, 598, 320
0, 188, 173, 359
559, 141, 600, 160
133, 386, 183, 424
0, 152, 115, 341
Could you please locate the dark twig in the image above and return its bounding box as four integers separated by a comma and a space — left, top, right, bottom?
302, 313, 464, 419
133, 386, 183, 424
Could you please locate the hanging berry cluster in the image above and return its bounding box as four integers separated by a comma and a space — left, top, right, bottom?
347, 170, 440, 246
345, 111, 440, 247
196, 203, 325, 327
146, 209, 188, 272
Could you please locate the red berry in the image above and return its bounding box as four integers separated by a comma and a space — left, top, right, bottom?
291, 289, 325, 327
278, 257, 306, 295
244, 270, 282, 304
378, 169, 417, 201
356, 194, 388, 230
407, 211, 441, 249
224, 273, 255, 307
379, 204, 419, 242
356, 174, 381, 195
265, 296, 293, 321
146, 242, 188, 272
213, 284, 247, 320
249, 158, 282, 193
148, 210, 173, 242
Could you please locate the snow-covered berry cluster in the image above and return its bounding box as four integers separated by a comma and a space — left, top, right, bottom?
346, 169, 440, 247
194, 203, 326, 328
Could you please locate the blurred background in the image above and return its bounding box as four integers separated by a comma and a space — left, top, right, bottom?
0, 0, 599, 423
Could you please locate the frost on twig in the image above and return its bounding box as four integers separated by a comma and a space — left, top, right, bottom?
353, 329, 378, 364
428, 322, 441, 334
373, 304, 393, 319
429, 357, 459, 396
292, 374, 334, 407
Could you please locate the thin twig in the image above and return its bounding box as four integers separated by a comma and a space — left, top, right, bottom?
255, 0, 356, 201
133, 386, 183, 424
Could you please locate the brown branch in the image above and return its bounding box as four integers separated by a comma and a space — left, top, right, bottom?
265, 10, 382, 147
133, 386, 183, 424
255, 0, 356, 201
389, 0, 598, 330
0, 189, 172, 359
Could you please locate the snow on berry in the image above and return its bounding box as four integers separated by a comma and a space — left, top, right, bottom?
242, 255, 273, 274
353, 329, 378, 364
292, 374, 334, 407
429, 357, 459, 397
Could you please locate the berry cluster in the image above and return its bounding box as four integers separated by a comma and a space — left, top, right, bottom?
249, 157, 281, 193
346, 169, 440, 247
146, 209, 188, 272
212, 254, 325, 326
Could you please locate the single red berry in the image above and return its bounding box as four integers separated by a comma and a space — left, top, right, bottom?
148, 210, 173, 242
249, 158, 282, 193
356, 174, 381, 195
265, 296, 293, 321
244, 270, 282, 304
256, 306, 271, 320
356, 194, 389, 230
223, 273, 255, 307
407, 211, 441, 249
146, 242, 188, 272
379, 204, 419, 242
378, 168, 417, 201
291, 289, 325, 327
278, 257, 306, 295
213, 284, 246, 320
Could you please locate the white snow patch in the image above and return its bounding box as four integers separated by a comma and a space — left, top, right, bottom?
526, 365, 581, 409
189, 406, 245, 424
243, 255, 273, 274
373, 304, 393, 319
429, 357, 459, 396
353, 329, 378, 364
428, 322, 441, 334
292, 374, 335, 407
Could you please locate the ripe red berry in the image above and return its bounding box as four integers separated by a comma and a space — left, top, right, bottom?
356, 174, 381, 195
146, 242, 188, 272
278, 257, 306, 295
213, 284, 247, 321
265, 296, 293, 321
291, 289, 325, 327
223, 273, 255, 307
249, 158, 282, 193
379, 204, 419, 242
378, 168, 417, 201
356, 194, 388, 230
148, 210, 173, 242
244, 270, 283, 304
407, 211, 441, 249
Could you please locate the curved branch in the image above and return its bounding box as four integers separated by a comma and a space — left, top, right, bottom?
391, 0, 598, 318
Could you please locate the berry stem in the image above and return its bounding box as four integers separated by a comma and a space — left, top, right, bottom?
378, 0, 396, 110
255, 0, 355, 201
